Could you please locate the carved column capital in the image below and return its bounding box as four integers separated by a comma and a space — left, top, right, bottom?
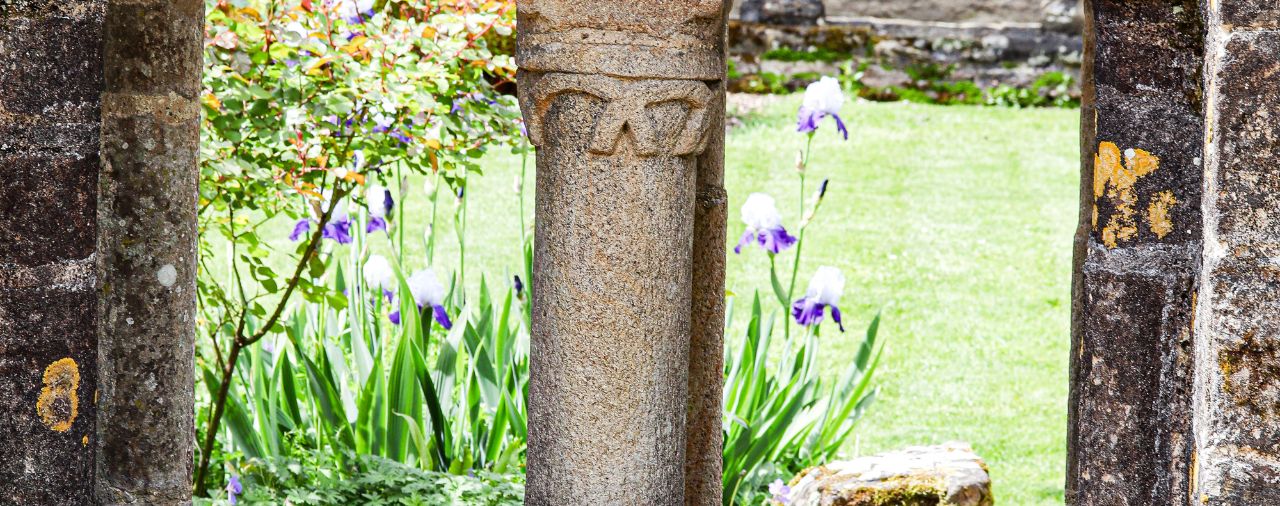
520, 72, 713, 157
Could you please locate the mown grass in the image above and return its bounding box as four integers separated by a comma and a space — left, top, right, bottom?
240, 94, 1079, 504
719, 96, 1077, 505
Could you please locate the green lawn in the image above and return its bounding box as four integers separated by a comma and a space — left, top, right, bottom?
246, 95, 1079, 504
718, 97, 1077, 505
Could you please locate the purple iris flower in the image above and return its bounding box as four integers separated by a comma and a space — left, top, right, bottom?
403, 269, 453, 330
363, 255, 394, 297
389, 269, 452, 330
289, 219, 312, 241
791, 266, 846, 332
734, 193, 797, 255
365, 184, 394, 234
226, 475, 243, 505
372, 114, 394, 133
321, 217, 352, 244
513, 275, 524, 296
796, 76, 849, 140
292, 192, 354, 244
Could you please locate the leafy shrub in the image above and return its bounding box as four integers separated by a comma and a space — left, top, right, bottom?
195, 0, 521, 494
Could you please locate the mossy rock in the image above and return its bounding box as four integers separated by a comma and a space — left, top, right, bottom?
786, 443, 993, 506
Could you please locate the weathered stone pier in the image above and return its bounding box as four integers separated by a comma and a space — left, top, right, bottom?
1070, 1, 1280, 504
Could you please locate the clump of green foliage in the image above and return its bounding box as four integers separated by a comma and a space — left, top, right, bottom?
198, 452, 523, 506
761, 47, 849, 63
196, 0, 522, 497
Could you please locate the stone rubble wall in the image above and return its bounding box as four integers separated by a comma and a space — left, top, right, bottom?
732, 0, 1081, 26
726, 1, 1084, 98
729, 17, 1082, 96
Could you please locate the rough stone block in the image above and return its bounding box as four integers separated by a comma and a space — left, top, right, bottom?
0, 154, 98, 266
787, 442, 993, 506
1220, 2, 1280, 29
0, 286, 97, 505
0, 11, 104, 118
1090, 0, 1201, 103
1072, 262, 1194, 504
1207, 32, 1280, 247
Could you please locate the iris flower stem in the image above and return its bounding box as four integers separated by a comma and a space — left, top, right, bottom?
784, 134, 815, 341
456, 175, 468, 306
427, 171, 440, 263
518, 146, 529, 280
396, 162, 406, 256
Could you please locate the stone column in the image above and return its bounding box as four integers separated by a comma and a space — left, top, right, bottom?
0, 2, 106, 502
1193, 3, 1280, 502
517, 1, 729, 503
95, 0, 202, 503
686, 39, 730, 506
1068, 0, 1204, 503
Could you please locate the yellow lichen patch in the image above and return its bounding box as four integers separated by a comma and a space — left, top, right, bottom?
36, 358, 80, 432
1147, 190, 1178, 239
82, 435, 88, 446
1093, 141, 1175, 248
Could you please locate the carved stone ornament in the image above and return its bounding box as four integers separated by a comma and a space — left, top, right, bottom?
520, 72, 714, 157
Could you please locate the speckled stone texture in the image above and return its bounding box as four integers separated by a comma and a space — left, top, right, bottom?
787, 442, 993, 506
517, 1, 729, 503
1193, 2, 1280, 502
1072, 1, 1280, 504
1068, 1, 1203, 504
0, 1, 105, 503
94, 0, 202, 504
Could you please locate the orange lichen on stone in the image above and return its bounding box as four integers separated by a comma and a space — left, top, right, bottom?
82, 435, 89, 446
1147, 190, 1178, 239
1093, 141, 1173, 248
36, 358, 80, 432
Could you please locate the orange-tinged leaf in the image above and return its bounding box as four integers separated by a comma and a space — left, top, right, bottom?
305, 56, 336, 75
202, 93, 223, 111
343, 171, 367, 185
